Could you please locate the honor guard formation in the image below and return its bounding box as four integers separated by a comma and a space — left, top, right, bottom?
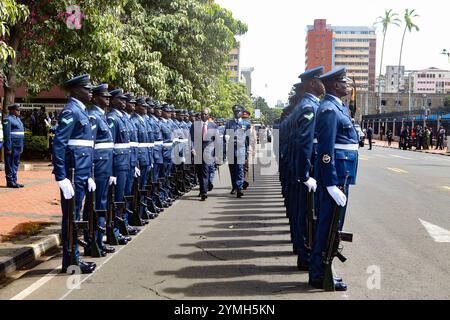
277, 66, 359, 292
50, 74, 253, 275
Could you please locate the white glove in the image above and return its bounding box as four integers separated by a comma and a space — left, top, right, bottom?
58, 178, 75, 200
134, 167, 141, 177
88, 178, 96, 192
303, 178, 317, 193
191, 149, 197, 156
108, 176, 117, 186
327, 186, 347, 207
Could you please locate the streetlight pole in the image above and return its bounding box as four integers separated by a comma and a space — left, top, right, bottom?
441, 49, 450, 63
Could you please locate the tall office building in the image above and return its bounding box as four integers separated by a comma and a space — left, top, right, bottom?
225, 45, 240, 83
306, 19, 377, 91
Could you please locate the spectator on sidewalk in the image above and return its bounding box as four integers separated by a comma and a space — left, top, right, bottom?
429, 127, 434, 148
436, 126, 446, 150
387, 129, 393, 146
367, 125, 373, 150
416, 126, 423, 150
423, 127, 430, 150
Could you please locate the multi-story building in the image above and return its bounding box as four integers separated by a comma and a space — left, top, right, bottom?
240, 67, 254, 96
413, 67, 450, 94
306, 19, 377, 91
305, 19, 334, 73
225, 45, 240, 83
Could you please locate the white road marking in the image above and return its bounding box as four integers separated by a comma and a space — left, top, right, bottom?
387, 167, 408, 174
9, 225, 148, 300
10, 266, 61, 300
390, 155, 413, 160
373, 154, 390, 159
59, 229, 146, 300
419, 219, 450, 243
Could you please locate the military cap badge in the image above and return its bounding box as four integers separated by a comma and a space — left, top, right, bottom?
322, 154, 331, 164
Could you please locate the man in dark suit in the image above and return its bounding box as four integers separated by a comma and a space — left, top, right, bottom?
366, 125, 373, 150
191, 108, 218, 201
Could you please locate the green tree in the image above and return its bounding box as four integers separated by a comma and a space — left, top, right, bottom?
396, 9, 419, 107
374, 9, 400, 113
0, 0, 28, 62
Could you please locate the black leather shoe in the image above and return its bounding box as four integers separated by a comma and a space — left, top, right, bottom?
16, 183, 24, 188
79, 261, 96, 273
127, 227, 138, 235
237, 189, 244, 198
208, 183, 214, 191
309, 279, 347, 291
117, 236, 128, 245
7, 183, 19, 188
243, 181, 249, 190
297, 258, 309, 271
198, 192, 202, 197
201, 194, 208, 201
102, 246, 116, 254
230, 188, 236, 195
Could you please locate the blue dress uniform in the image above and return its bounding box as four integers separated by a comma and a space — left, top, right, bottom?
146, 101, 163, 184
160, 106, 174, 180
131, 102, 152, 219
3, 104, 25, 188
85, 85, 114, 252
289, 67, 324, 267
123, 95, 139, 222
309, 67, 359, 290
52, 74, 96, 272
106, 89, 131, 238
224, 110, 251, 194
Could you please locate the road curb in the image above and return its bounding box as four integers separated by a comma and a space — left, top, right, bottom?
373, 144, 450, 157
0, 163, 52, 172
0, 234, 61, 279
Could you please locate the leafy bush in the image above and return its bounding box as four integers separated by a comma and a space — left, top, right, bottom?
24, 134, 48, 152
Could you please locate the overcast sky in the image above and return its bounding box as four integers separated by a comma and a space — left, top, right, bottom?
216, 0, 450, 106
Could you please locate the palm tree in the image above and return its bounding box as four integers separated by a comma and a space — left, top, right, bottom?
374, 9, 401, 114
396, 9, 420, 108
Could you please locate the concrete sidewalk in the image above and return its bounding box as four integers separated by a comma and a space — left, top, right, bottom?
369, 139, 450, 156
0, 168, 61, 279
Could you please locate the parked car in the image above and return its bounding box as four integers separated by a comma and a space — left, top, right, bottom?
354, 124, 365, 147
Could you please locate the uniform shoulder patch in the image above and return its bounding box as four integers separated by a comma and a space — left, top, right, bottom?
304, 113, 314, 121
3, 120, 8, 125
322, 154, 331, 164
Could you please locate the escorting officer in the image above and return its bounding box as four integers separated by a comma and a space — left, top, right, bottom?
84, 84, 116, 256
3, 103, 25, 188
159, 104, 175, 205
288, 66, 324, 271
52, 74, 96, 273
224, 104, 251, 198
309, 67, 359, 291
106, 89, 132, 245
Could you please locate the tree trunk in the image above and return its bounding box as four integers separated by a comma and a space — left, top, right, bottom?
396, 27, 407, 109
2, 25, 23, 115
378, 31, 387, 113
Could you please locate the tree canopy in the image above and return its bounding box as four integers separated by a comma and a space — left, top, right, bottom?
1, 0, 249, 118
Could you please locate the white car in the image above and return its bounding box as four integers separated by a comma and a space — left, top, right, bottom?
353, 124, 365, 147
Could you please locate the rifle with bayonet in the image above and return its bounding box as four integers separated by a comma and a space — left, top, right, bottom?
67, 168, 88, 267
127, 176, 144, 226
323, 173, 353, 291
86, 180, 102, 257
106, 183, 119, 245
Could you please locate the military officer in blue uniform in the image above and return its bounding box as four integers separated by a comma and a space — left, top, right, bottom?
287, 66, 325, 271
52, 74, 96, 274
123, 93, 140, 234
145, 99, 167, 211
159, 104, 176, 204
132, 97, 157, 220
224, 104, 251, 198
106, 89, 133, 245
84, 84, 116, 256
309, 67, 359, 291
3, 103, 25, 188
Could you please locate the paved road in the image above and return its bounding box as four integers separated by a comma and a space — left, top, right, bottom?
0, 144, 449, 300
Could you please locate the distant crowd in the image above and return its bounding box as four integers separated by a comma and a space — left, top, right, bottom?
398, 125, 447, 150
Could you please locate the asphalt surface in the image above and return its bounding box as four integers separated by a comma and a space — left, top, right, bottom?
0, 143, 449, 300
